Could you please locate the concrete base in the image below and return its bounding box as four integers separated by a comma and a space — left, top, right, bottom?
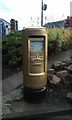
23, 86, 47, 103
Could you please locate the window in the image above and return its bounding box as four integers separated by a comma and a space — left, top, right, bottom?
6, 25, 8, 28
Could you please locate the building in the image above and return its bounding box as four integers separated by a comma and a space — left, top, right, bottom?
16, 20, 18, 30
44, 16, 72, 28
64, 16, 72, 28
44, 20, 64, 28
0, 18, 18, 37
10, 19, 18, 32
0, 20, 6, 37
0, 18, 11, 37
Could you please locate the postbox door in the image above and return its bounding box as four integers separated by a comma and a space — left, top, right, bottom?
28, 37, 45, 76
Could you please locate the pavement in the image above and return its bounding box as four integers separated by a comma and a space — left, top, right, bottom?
2, 49, 72, 119
0, 48, 2, 120
2, 71, 23, 95
2, 50, 71, 95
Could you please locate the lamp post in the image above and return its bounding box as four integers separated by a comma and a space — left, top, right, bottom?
41, 0, 47, 26
41, 0, 43, 26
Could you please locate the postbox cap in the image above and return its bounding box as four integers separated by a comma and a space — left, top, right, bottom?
23, 26, 48, 31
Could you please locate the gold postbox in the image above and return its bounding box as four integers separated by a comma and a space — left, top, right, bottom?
22, 27, 48, 97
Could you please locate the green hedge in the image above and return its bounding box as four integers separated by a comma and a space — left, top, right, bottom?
2, 28, 70, 66
2, 31, 22, 66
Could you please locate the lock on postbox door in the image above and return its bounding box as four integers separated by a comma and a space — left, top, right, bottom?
22, 27, 48, 100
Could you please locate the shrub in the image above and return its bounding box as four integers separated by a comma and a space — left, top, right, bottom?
48, 28, 70, 55
2, 31, 22, 66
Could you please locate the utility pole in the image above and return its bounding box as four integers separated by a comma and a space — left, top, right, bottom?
41, 0, 43, 26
